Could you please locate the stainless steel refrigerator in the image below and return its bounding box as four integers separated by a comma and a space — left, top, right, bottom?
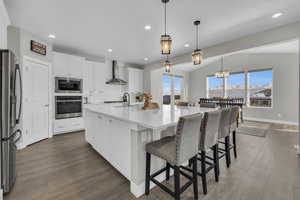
0, 50, 22, 194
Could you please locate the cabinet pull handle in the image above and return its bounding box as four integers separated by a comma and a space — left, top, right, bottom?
97, 116, 102, 119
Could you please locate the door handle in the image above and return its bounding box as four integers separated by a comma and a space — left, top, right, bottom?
14, 64, 22, 124
44, 104, 49, 107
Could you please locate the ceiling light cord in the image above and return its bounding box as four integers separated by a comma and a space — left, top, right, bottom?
164, 2, 167, 35
196, 24, 198, 50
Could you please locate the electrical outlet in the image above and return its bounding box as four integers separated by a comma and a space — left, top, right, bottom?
277, 113, 282, 118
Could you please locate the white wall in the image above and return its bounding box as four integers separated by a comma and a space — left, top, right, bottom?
189, 53, 299, 124
143, 22, 300, 92
150, 68, 189, 105
7, 26, 53, 149
0, 0, 10, 48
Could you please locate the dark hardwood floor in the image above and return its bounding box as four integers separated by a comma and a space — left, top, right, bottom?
4, 123, 300, 200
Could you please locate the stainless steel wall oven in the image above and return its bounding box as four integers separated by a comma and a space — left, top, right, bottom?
55, 96, 82, 119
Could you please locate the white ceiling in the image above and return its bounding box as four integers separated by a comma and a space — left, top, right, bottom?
4, 0, 300, 65
174, 40, 299, 72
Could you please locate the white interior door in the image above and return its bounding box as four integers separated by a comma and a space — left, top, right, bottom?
24, 58, 49, 145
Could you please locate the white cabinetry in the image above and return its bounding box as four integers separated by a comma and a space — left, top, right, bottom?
128, 68, 144, 93
53, 52, 84, 78
83, 60, 107, 95
54, 118, 84, 134
84, 112, 131, 179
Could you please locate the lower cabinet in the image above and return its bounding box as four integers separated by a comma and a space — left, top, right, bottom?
85, 112, 131, 179
53, 118, 84, 135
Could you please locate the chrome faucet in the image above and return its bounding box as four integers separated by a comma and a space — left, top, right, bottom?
123, 92, 130, 106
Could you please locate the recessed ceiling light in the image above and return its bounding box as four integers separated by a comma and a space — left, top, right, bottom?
144, 58, 149, 61
48, 34, 56, 39
107, 48, 113, 52
144, 25, 152, 30
272, 12, 282, 19
184, 43, 190, 47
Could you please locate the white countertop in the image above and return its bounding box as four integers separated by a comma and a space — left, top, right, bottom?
84, 104, 215, 129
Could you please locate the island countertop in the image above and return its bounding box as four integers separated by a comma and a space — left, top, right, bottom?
84, 104, 214, 129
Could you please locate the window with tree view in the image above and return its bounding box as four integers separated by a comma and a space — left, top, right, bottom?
248, 70, 272, 107
207, 76, 224, 98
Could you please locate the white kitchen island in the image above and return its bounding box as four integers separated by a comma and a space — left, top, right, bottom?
84, 104, 214, 197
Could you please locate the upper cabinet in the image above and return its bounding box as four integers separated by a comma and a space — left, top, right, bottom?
128, 68, 144, 93
53, 52, 84, 78
83, 60, 107, 95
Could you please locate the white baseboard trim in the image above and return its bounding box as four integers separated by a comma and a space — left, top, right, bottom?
244, 117, 298, 126
295, 145, 300, 154
0, 188, 3, 200
130, 173, 165, 198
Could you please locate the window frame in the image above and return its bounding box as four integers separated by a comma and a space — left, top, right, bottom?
206, 75, 225, 98
162, 73, 185, 105
247, 68, 273, 108
226, 71, 247, 100
206, 68, 273, 108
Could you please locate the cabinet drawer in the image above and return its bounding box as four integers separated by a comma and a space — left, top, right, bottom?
54, 118, 84, 134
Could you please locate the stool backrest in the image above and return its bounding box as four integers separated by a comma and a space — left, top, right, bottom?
230, 106, 240, 130
218, 108, 232, 138
175, 113, 203, 165
199, 110, 222, 151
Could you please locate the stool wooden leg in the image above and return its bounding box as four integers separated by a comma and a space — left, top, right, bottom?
192, 156, 198, 200
213, 144, 219, 182
233, 130, 237, 158
174, 166, 180, 200
145, 152, 151, 195
166, 162, 170, 181
200, 151, 207, 195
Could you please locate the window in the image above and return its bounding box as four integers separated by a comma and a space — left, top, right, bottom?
227, 73, 245, 98
163, 74, 184, 105
206, 69, 273, 107
207, 76, 224, 98
248, 69, 272, 107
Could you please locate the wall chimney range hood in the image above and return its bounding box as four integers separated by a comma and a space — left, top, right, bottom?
106, 60, 127, 85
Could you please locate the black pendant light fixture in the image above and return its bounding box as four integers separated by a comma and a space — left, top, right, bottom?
192, 20, 203, 65
164, 56, 172, 73
160, 0, 172, 55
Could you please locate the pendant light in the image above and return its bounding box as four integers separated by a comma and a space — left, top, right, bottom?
164, 56, 172, 73
160, 0, 172, 55
192, 20, 203, 65
215, 56, 230, 78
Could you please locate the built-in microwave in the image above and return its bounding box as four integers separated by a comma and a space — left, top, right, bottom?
55, 77, 82, 93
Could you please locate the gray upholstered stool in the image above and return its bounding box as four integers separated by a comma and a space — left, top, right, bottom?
197, 110, 222, 195
145, 113, 203, 200
217, 108, 232, 168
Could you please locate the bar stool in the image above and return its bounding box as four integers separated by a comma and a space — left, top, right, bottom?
217, 108, 232, 168
197, 110, 222, 195
229, 106, 240, 158
145, 113, 203, 200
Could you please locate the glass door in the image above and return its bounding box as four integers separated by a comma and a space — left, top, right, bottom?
163, 74, 184, 105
